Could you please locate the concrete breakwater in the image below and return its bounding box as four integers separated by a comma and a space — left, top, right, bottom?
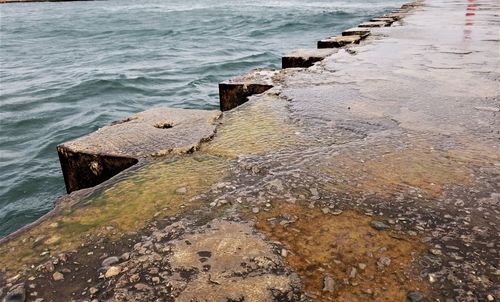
2, 0, 500, 301
54, 6, 403, 195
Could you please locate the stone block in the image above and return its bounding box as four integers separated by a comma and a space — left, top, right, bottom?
370, 17, 396, 25
342, 27, 371, 37
382, 13, 406, 21
282, 49, 337, 69
317, 35, 362, 48
218, 68, 278, 111
358, 21, 391, 28
57, 108, 221, 193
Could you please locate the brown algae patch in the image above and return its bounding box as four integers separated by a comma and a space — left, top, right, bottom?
0, 154, 228, 276
203, 93, 307, 158
322, 145, 471, 197
254, 202, 428, 301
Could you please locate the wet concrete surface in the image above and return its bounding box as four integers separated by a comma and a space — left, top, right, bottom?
1, 0, 499, 301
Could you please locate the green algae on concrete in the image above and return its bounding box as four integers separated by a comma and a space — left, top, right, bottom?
203, 93, 310, 158
0, 154, 228, 277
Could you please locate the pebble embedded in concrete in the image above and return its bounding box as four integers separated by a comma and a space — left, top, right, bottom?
52, 272, 64, 281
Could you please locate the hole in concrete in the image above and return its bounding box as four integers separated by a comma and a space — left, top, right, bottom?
154, 122, 174, 129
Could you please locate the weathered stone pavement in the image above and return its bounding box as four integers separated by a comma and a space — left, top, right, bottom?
1, 0, 499, 301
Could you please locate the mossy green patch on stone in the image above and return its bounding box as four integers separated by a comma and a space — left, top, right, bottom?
0, 154, 228, 277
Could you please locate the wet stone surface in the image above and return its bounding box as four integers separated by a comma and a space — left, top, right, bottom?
1, 0, 500, 301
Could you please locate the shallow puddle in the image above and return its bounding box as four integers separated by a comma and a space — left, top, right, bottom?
203, 93, 308, 158
254, 202, 429, 301
321, 142, 474, 198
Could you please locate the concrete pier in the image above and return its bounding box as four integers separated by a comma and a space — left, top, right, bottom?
2, 1, 499, 301
57, 108, 221, 192
317, 35, 363, 48
282, 49, 337, 68
218, 68, 278, 111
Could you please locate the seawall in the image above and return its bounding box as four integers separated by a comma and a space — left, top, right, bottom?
1, 0, 499, 301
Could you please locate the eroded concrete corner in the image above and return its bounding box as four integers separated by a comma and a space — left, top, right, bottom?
58, 108, 221, 193
219, 68, 279, 111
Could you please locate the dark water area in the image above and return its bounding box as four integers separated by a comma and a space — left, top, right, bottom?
0, 0, 404, 237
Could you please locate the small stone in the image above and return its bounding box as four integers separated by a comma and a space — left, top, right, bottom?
429, 249, 442, 256
370, 220, 390, 231
358, 263, 367, 270
362, 288, 373, 295
101, 256, 119, 267
104, 266, 121, 278
322, 275, 335, 293
428, 273, 437, 283
321, 208, 330, 214
52, 272, 64, 281
89, 287, 98, 295
152, 277, 160, 284
4, 283, 26, 302
281, 249, 288, 257
407, 291, 425, 302
487, 295, 494, 301
349, 267, 357, 279
377, 256, 391, 268
133, 283, 150, 291
39, 261, 55, 273
252, 207, 260, 214
129, 274, 140, 283
121, 252, 130, 261
175, 187, 187, 194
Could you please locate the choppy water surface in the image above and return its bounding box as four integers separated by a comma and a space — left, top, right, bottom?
0, 0, 405, 237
